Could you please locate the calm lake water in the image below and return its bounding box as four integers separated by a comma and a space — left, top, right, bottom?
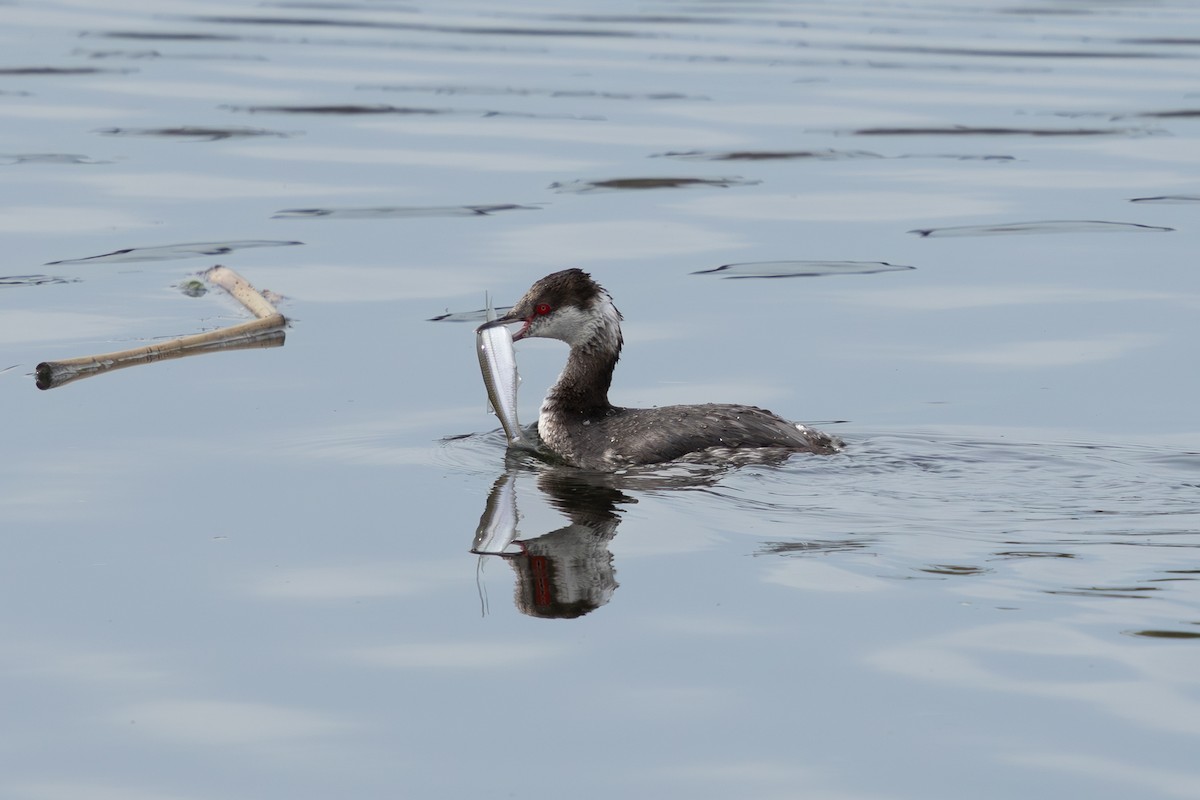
2, 0, 1199, 798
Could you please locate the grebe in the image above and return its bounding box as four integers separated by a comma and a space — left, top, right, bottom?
479, 269, 841, 470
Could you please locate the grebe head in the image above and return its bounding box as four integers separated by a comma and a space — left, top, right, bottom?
483, 268, 622, 352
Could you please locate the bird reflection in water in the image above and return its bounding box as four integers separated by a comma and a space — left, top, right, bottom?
473, 470, 630, 619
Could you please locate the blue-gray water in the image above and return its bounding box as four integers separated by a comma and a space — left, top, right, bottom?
2, 1, 1199, 798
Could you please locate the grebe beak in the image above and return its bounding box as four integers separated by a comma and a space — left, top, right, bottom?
476, 317, 509, 331
476, 314, 531, 340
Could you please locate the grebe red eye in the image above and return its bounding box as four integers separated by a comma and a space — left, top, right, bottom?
535, 303, 552, 316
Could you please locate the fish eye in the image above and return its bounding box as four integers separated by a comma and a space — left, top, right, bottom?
535, 303, 552, 315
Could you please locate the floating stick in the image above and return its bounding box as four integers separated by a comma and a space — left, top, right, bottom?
35, 265, 286, 390
203, 265, 281, 320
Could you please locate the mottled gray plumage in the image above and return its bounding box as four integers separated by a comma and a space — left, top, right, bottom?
490, 268, 841, 470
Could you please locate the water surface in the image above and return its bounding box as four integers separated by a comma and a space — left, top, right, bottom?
2, 1, 1199, 798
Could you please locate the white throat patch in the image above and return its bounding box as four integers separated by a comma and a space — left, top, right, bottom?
535, 290, 622, 350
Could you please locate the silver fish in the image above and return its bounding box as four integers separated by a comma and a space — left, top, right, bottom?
476, 313, 532, 449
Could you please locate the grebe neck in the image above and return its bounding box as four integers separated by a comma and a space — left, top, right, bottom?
544, 293, 623, 416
